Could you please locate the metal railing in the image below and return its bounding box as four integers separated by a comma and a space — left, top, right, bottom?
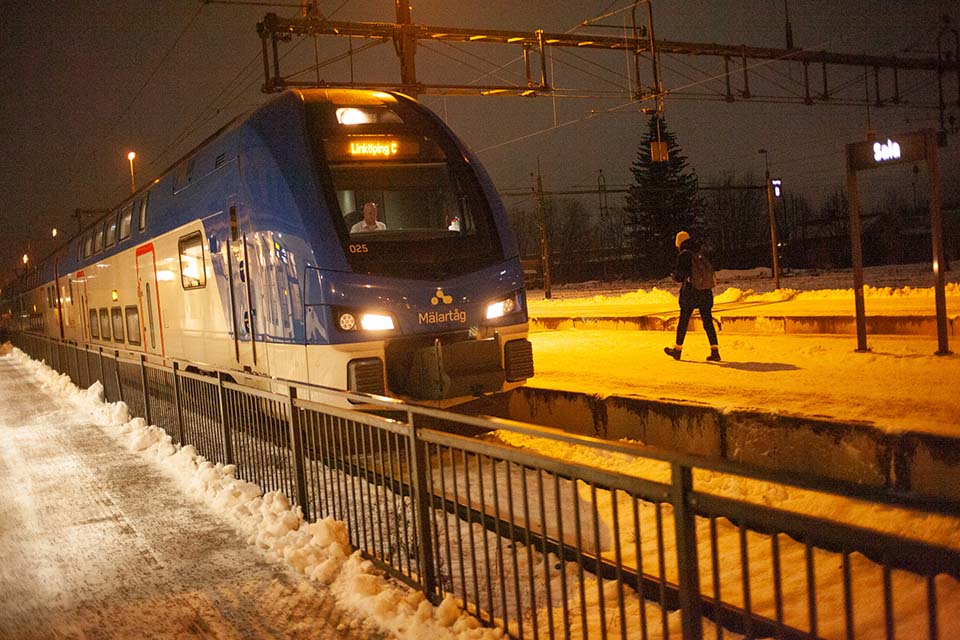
12, 332, 960, 640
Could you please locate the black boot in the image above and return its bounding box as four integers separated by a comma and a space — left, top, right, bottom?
706, 349, 721, 362
664, 347, 682, 360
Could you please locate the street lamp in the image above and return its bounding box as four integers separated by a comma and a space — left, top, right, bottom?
52, 228, 58, 239
127, 151, 137, 194
759, 149, 781, 289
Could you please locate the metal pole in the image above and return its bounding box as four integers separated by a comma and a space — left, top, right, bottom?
140, 354, 152, 425
217, 371, 235, 465
395, 0, 418, 96
672, 462, 703, 640
925, 128, 952, 355
535, 166, 552, 299
172, 361, 184, 445
764, 168, 781, 289
287, 386, 310, 521
845, 152, 869, 352
406, 410, 438, 600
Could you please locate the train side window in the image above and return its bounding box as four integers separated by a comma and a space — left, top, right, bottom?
111, 307, 124, 343
105, 213, 119, 248
120, 204, 133, 240
99, 308, 111, 340
178, 231, 206, 289
139, 192, 149, 231
84, 233, 93, 258
89, 309, 100, 339
124, 306, 141, 345
94, 224, 104, 253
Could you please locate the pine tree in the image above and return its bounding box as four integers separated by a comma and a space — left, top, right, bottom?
624, 115, 702, 277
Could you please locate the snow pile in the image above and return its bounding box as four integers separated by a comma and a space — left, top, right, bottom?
7, 347, 501, 640
533, 281, 958, 310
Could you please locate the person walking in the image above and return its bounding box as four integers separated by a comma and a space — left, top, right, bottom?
664, 230, 721, 361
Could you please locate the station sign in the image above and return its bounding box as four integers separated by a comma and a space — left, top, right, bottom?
846, 131, 926, 171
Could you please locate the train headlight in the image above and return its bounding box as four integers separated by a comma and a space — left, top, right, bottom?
360, 312, 395, 331
485, 293, 520, 320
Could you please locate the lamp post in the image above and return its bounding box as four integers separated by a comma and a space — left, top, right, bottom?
127, 151, 137, 194
759, 149, 781, 289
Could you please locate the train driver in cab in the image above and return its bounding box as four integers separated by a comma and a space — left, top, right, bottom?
350, 202, 386, 233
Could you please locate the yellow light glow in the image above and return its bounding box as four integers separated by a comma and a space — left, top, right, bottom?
127, 151, 136, 161
111, 289, 119, 302
360, 313, 395, 331
349, 139, 399, 158
336, 107, 372, 125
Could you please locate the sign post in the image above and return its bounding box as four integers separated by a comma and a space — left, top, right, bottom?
845, 128, 951, 355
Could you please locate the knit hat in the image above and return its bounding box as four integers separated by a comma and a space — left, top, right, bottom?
675, 230, 690, 248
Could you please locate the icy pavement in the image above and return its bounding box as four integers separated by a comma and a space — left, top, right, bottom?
527, 331, 960, 437
0, 354, 382, 639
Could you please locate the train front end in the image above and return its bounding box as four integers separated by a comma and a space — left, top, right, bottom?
291, 89, 533, 403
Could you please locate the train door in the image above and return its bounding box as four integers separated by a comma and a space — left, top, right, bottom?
135, 244, 165, 357
227, 205, 257, 370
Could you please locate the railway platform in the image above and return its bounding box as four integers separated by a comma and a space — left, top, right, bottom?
0, 351, 383, 640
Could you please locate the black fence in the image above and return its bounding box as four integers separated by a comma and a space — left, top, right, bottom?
12, 333, 960, 640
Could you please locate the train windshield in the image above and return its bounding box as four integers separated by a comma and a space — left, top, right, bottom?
307, 99, 504, 279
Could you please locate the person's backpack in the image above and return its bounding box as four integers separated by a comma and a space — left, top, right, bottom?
689, 252, 716, 290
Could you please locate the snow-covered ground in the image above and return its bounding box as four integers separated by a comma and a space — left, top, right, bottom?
525, 263, 960, 437
3, 344, 959, 639
0, 348, 501, 640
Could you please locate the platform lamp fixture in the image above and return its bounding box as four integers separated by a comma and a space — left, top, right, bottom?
127, 151, 137, 194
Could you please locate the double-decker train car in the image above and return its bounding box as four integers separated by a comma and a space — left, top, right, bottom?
1, 89, 534, 404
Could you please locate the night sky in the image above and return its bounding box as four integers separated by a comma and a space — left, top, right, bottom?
1, 0, 957, 285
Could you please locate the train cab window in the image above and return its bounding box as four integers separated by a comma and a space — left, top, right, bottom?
308, 100, 500, 279
94, 225, 104, 253
119, 204, 133, 240
89, 309, 100, 339
83, 233, 93, 258
139, 192, 149, 231
110, 307, 124, 343
99, 308, 111, 340
178, 232, 206, 289
105, 213, 119, 248
124, 306, 141, 345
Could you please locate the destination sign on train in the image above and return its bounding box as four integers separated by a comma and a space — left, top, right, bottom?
326, 136, 420, 161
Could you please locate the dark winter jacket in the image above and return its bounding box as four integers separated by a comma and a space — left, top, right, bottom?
672, 239, 713, 309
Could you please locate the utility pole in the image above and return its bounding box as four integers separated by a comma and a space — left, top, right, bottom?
395, 0, 418, 97
534, 164, 552, 299
784, 0, 794, 50
759, 149, 781, 289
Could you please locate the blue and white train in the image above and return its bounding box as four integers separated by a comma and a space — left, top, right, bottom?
1, 89, 534, 404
